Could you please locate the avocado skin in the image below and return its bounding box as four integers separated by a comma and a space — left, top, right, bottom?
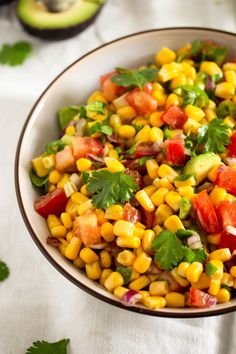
0, 0, 14, 5
17, 5, 104, 40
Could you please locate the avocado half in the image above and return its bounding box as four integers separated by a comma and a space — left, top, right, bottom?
17, 0, 105, 40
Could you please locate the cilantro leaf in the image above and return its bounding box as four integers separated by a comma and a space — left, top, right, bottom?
137, 156, 154, 166
191, 40, 204, 57
197, 118, 230, 153
25, 339, 70, 354
29, 168, 48, 188
174, 85, 209, 108
46, 140, 67, 154
0, 260, 9, 282
205, 263, 217, 276
86, 101, 107, 116
191, 40, 227, 65
0, 41, 32, 66
58, 106, 80, 130
116, 266, 132, 285
111, 67, 158, 89
86, 121, 113, 136
181, 247, 207, 263
216, 100, 236, 119
87, 170, 138, 209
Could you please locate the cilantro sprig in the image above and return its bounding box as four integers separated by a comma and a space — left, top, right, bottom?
86, 121, 113, 136
0, 260, 10, 282
111, 67, 158, 89
86, 170, 138, 209
191, 39, 227, 66
174, 85, 209, 108
25, 339, 70, 354
0, 41, 32, 66
116, 266, 132, 285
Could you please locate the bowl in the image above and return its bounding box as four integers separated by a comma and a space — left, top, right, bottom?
15, 27, 236, 317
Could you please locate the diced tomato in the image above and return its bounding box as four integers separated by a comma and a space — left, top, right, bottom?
99, 71, 122, 102
124, 169, 143, 189
143, 82, 153, 95
140, 207, 155, 228
134, 142, 161, 158
75, 212, 101, 246
215, 165, 236, 195
72, 136, 104, 160
194, 190, 220, 233
55, 146, 75, 172
161, 105, 188, 128
126, 90, 157, 115
122, 203, 141, 223
218, 229, 236, 253
217, 201, 236, 228
228, 132, 236, 157
189, 288, 216, 308
165, 138, 186, 165
34, 188, 68, 218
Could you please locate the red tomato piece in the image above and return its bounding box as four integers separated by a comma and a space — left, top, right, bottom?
55, 145, 75, 172
99, 71, 121, 102
140, 207, 155, 228
165, 138, 186, 165
34, 188, 68, 218
189, 288, 216, 308
126, 90, 157, 115
215, 165, 236, 195
122, 203, 141, 224
218, 229, 236, 253
194, 190, 220, 233
217, 201, 236, 228
72, 136, 104, 160
228, 132, 236, 157
143, 82, 153, 95
75, 212, 101, 246
161, 105, 188, 128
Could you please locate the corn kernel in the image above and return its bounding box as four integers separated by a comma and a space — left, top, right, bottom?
183, 118, 201, 136
99, 250, 112, 269
221, 272, 234, 287
205, 108, 217, 122
135, 125, 151, 143
150, 187, 169, 207
165, 93, 182, 108
225, 193, 236, 202
149, 280, 169, 296
216, 288, 231, 303
87, 90, 107, 104
66, 231, 74, 242
80, 247, 99, 264
207, 233, 221, 245
71, 192, 88, 205
114, 286, 129, 299
209, 187, 227, 206
118, 125, 136, 139
117, 106, 136, 121
60, 212, 72, 229
133, 252, 152, 274
229, 266, 236, 278
170, 73, 187, 90
104, 157, 125, 172
177, 186, 195, 197
117, 250, 136, 266
152, 91, 167, 106
165, 191, 182, 211
149, 111, 165, 127
143, 296, 166, 309
64, 236, 82, 260
133, 227, 145, 238
58, 238, 69, 256
223, 62, 236, 72
153, 177, 175, 191
158, 62, 182, 82
208, 277, 221, 296
77, 200, 93, 216
57, 173, 70, 189
224, 116, 235, 129
105, 205, 123, 220
116, 236, 141, 249
208, 165, 220, 182
135, 190, 155, 212
146, 159, 159, 180
215, 82, 235, 99
149, 127, 164, 144
109, 114, 121, 131
208, 248, 231, 262
32, 156, 48, 177
177, 262, 190, 278
174, 176, 196, 188
142, 229, 155, 253
76, 158, 92, 172
225, 70, 236, 88
129, 275, 150, 291
184, 104, 205, 122
155, 204, 173, 224
73, 256, 85, 268
51, 225, 67, 238
99, 269, 113, 286
200, 61, 222, 76
191, 273, 211, 290
165, 292, 185, 308
158, 164, 178, 182
104, 271, 124, 292
113, 220, 135, 238
65, 125, 75, 136
100, 222, 114, 242
208, 260, 224, 279
171, 267, 190, 287
49, 170, 61, 184
164, 215, 184, 232
155, 47, 176, 65
143, 185, 157, 197
47, 214, 61, 231
185, 262, 203, 283
86, 261, 102, 280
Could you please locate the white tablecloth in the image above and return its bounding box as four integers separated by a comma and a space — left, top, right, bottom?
1, 1, 236, 353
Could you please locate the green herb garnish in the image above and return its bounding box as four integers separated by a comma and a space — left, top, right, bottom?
29, 168, 48, 188
86, 121, 113, 136
205, 263, 218, 276
0, 41, 32, 66
216, 100, 236, 119
174, 85, 209, 108
25, 339, 70, 354
116, 266, 132, 285
137, 156, 154, 166
0, 260, 9, 282
111, 67, 158, 90
58, 106, 80, 130
46, 140, 67, 154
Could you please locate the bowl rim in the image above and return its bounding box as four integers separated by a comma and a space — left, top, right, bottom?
15, 27, 236, 318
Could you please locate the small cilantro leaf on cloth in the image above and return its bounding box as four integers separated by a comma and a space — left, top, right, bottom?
25, 339, 70, 354
86, 121, 113, 136
0, 260, 10, 282
174, 85, 209, 108
111, 67, 158, 89
87, 170, 138, 209
197, 118, 230, 153
0, 41, 32, 66
116, 266, 132, 285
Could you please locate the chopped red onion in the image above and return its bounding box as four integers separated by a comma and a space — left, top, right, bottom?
86, 154, 105, 166
205, 75, 215, 92
47, 237, 61, 247
121, 290, 142, 306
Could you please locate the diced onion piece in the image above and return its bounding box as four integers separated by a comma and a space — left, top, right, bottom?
121, 290, 142, 306
64, 180, 78, 197
226, 225, 236, 236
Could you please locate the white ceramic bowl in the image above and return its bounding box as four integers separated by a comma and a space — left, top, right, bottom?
15, 27, 236, 317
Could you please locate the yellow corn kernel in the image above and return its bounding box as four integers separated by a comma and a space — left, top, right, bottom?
165, 93, 182, 108
77, 200, 93, 216
100, 222, 114, 242
142, 230, 155, 253
148, 275, 159, 282
205, 108, 217, 122
150, 127, 164, 144
223, 62, 236, 72
224, 116, 235, 129
143, 185, 157, 197
80, 184, 90, 197
170, 73, 187, 90
208, 248, 231, 262
133, 252, 152, 274
225, 193, 236, 202
48, 185, 56, 192
117, 106, 136, 121
234, 279, 236, 289
143, 296, 166, 309
73, 256, 85, 268
135, 125, 151, 143
132, 116, 149, 126
150, 187, 169, 207
117, 250, 136, 266
49, 170, 61, 185
118, 125, 136, 139
153, 177, 175, 191
152, 91, 167, 106
230, 266, 236, 278
108, 149, 119, 160
135, 246, 144, 256
215, 82, 235, 99
99, 268, 113, 286
64, 236, 82, 260
158, 164, 178, 182
182, 64, 196, 80
152, 225, 163, 235
65, 125, 75, 136
138, 290, 149, 304
158, 62, 182, 82
129, 275, 150, 291
208, 165, 220, 182
184, 104, 205, 122
155, 47, 176, 65
221, 272, 234, 287
135, 190, 155, 212
66, 231, 74, 242
60, 212, 72, 229
80, 247, 99, 264
208, 260, 224, 279
95, 209, 107, 225
116, 236, 141, 249
165, 292, 185, 308
113, 220, 135, 238
85, 261, 102, 280
65, 199, 78, 219
105, 205, 123, 220
146, 159, 159, 180
155, 204, 173, 224
174, 176, 196, 188
209, 187, 227, 207
76, 158, 92, 172
207, 233, 221, 245
114, 286, 129, 299
104, 157, 125, 173
104, 271, 124, 292
149, 280, 169, 296
200, 61, 222, 76
32, 156, 48, 177
58, 238, 69, 256
217, 288, 231, 303
51, 225, 67, 238
133, 227, 145, 239
109, 114, 121, 131
135, 222, 146, 230
100, 250, 112, 269
129, 268, 140, 282
57, 173, 70, 189
225, 70, 236, 88
177, 262, 190, 278
185, 262, 203, 283
164, 215, 184, 232
47, 214, 61, 231
87, 90, 107, 104
209, 278, 221, 296
149, 111, 165, 127
171, 267, 190, 287
183, 118, 201, 136
165, 191, 182, 211
71, 192, 88, 205
191, 273, 211, 290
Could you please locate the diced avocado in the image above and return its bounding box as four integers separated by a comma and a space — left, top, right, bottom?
183, 152, 220, 185
17, 0, 105, 40
179, 197, 192, 219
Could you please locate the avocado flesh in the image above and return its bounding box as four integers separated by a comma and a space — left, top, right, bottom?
183, 153, 221, 185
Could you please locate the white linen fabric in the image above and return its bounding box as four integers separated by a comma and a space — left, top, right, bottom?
0, 1, 236, 353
